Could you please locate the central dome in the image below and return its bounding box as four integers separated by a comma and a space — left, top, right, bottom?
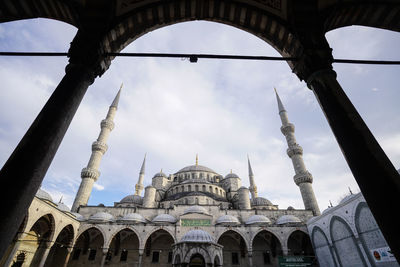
176, 165, 217, 174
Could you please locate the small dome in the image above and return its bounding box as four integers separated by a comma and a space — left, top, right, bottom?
120, 213, 146, 223
339, 193, 358, 205
224, 173, 239, 179
181, 230, 215, 243
89, 212, 114, 222
184, 205, 208, 215
216, 215, 240, 225
57, 202, 70, 212
276, 215, 302, 225
322, 207, 332, 214
153, 171, 167, 178
152, 214, 177, 224
120, 195, 143, 204
251, 197, 273, 206
287, 206, 295, 210
36, 188, 53, 202
245, 215, 271, 225
238, 186, 249, 191
72, 212, 86, 221
176, 165, 217, 174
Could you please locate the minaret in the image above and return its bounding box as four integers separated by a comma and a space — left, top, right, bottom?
71, 87, 122, 212
275, 88, 320, 216
134, 154, 146, 196
247, 156, 258, 199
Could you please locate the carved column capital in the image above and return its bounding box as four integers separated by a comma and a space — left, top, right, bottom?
101, 119, 115, 131
294, 172, 313, 185
81, 167, 100, 180
280, 123, 295, 135
92, 141, 108, 154
67, 30, 111, 79
287, 144, 303, 158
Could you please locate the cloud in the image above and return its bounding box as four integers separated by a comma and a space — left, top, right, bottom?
93, 183, 105, 191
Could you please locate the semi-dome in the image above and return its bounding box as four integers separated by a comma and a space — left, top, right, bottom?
57, 202, 70, 212
224, 173, 239, 179
251, 197, 273, 206
245, 215, 271, 225
176, 165, 217, 174
152, 214, 177, 224
276, 215, 302, 225
120, 195, 143, 204
184, 205, 208, 215
119, 213, 146, 223
72, 212, 86, 221
216, 215, 240, 225
181, 230, 216, 243
89, 212, 114, 222
36, 188, 53, 202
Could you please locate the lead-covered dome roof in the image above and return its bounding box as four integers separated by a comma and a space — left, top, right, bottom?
57, 202, 70, 212
276, 215, 302, 225
176, 165, 217, 174
89, 212, 114, 222
245, 215, 271, 225
36, 188, 53, 202
72, 212, 86, 221
119, 213, 146, 223
216, 215, 240, 225
224, 173, 239, 179
120, 195, 143, 204
251, 197, 273, 206
152, 214, 177, 224
181, 230, 216, 243
184, 205, 208, 215
153, 171, 167, 178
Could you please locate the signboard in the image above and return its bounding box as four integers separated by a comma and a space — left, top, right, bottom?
278, 256, 314, 267
370, 247, 396, 262
181, 219, 211, 227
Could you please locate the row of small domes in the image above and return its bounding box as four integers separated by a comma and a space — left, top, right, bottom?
84, 207, 302, 225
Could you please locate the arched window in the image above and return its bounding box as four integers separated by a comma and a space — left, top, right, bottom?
181, 186, 184, 192
209, 186, 212, 192
188, 185, 192, 191
195, 185, 199, 191
202, 185, 206, 192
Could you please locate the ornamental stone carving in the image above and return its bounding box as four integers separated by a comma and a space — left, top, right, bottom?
101, 119, 115, 131
287, 145, 303, 158
280, 123, 295, 135
81, 167, 100, 180
92, 141, 108, 154
294, 172, 313, 185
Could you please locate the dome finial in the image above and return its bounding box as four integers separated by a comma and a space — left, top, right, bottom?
195, 154, 198, 166
230, 169, 233, 174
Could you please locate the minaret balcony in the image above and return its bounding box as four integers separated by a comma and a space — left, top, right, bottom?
101, 119, 115, 131
293, 172, 313, 185
280, 123, 295, 135
92, 141, 108, 154
287, 145, 303, 158
81, 167, 100, 180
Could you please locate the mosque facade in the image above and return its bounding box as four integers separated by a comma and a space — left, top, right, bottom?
1, 89, 320, 267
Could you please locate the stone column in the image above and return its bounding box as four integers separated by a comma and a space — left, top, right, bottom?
306, 69, 400, 261
291, 31, 400, 261
62, 248, 73, 267
2, 232, 26, 267
0, 31, 109, 259
247, 250, 253, 266
138, 249, 144, 267
37, 242, 52, 267
100, 248, 109, 267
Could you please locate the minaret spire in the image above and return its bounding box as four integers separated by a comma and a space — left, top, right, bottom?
196, 154, 198, 166
71, 87, 121, 212
135, 154, 146, 196
275, 88, 320, 216
247, 155, 258, 199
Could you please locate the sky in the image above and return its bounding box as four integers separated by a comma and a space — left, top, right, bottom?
0, 19, 399, 212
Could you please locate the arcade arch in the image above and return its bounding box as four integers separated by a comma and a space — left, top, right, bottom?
43, 224, 74, 267
143, 229, 175, 267
105, 228, 140, 266
287, 230, 314, 256
217, 230, 248, 266
251, 230, 282, 266
68, 227, 104, 267
311, 226, 336, 267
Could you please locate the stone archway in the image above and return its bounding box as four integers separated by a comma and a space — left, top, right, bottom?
106, 228, 140, 266
67, 227, 104, 267
217, 230, 248, 266
311, 226, 337, 267
287, 230, 314, 256
21, 214, 55, 267
251, 230, 282, 267
189, 253, 205, 267
143, 229, 174, 267
43, 224, 74, 267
